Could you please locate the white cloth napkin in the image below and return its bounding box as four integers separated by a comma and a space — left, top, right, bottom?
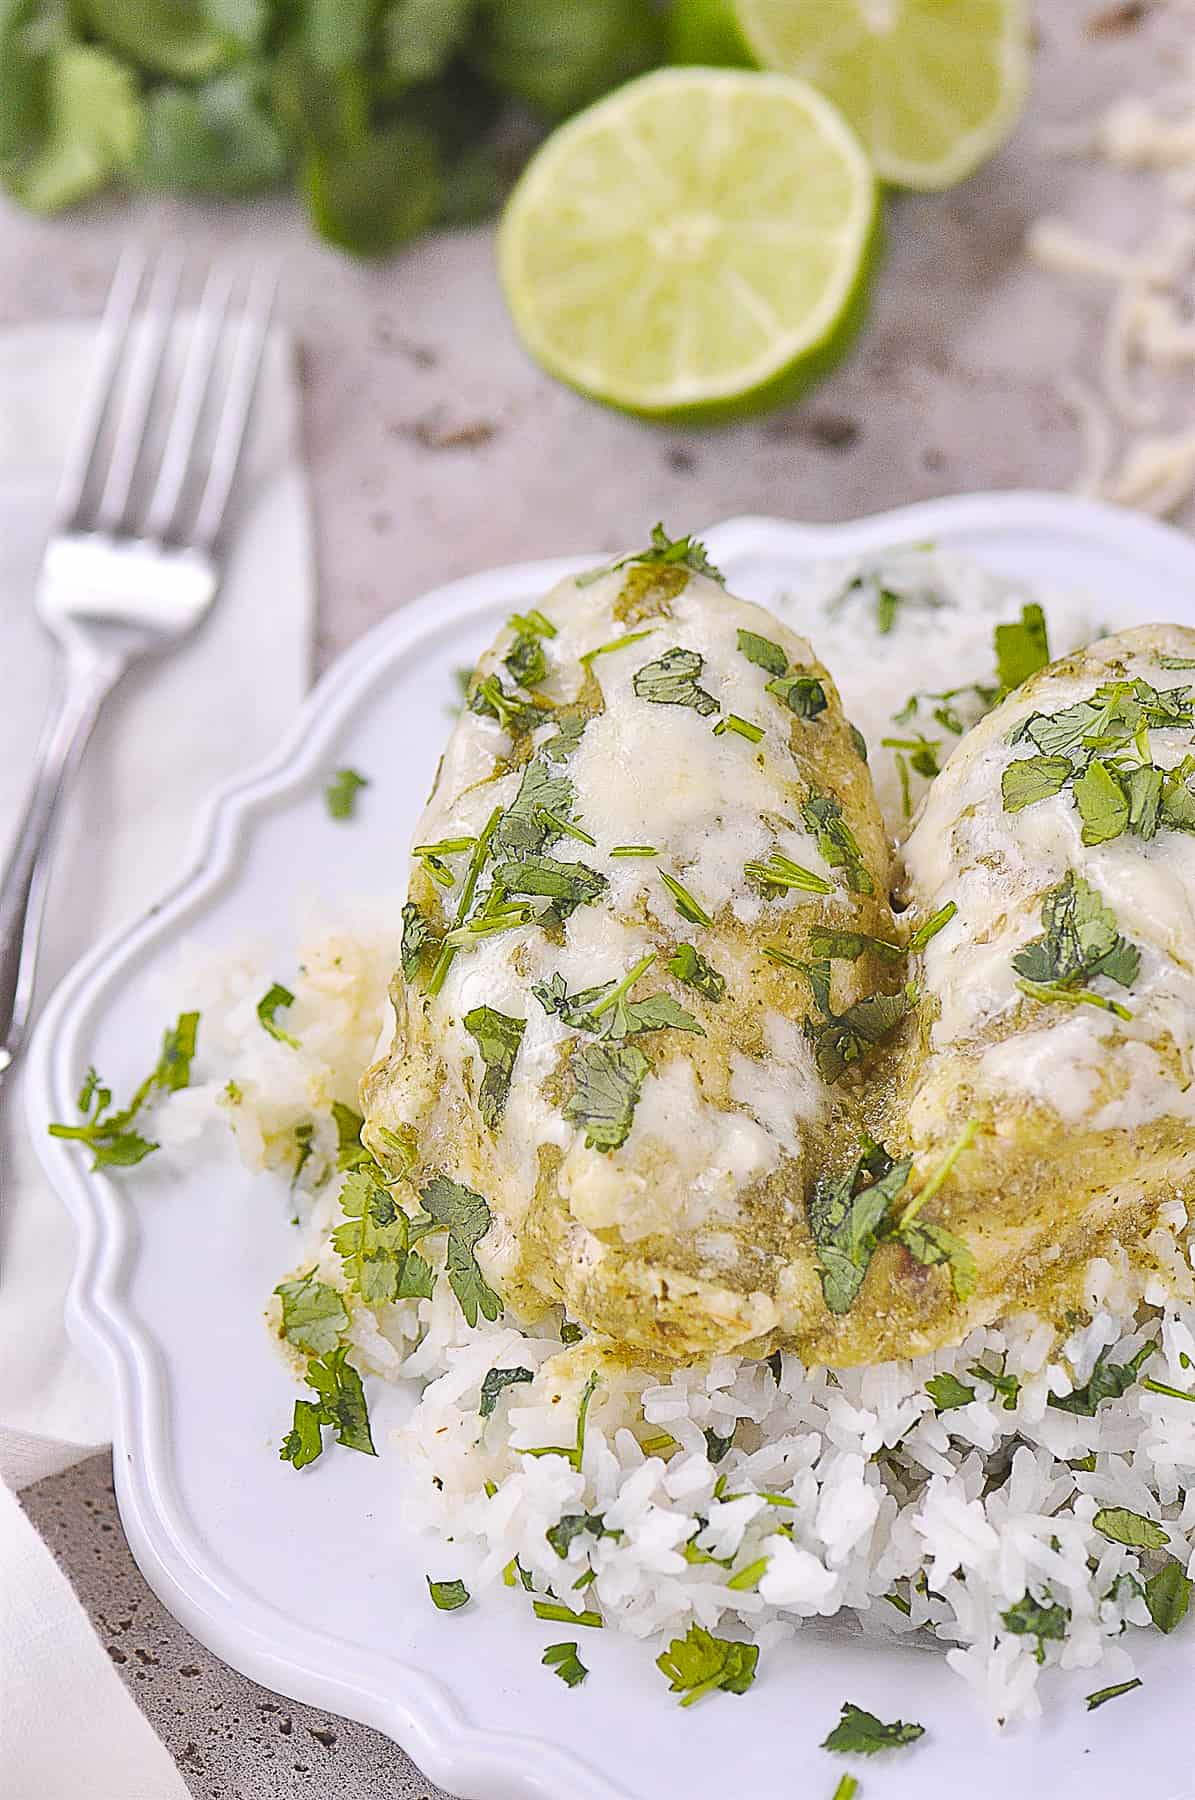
0, 317, 313, 1796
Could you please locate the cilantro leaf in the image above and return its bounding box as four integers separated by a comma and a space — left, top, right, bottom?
493, 756, 575, 858
463, 1005, 525, 1128
401, 901, 436, 984
908, 901, 958, 954
532, 972, 616, 1029
541, 715, 587, 762
563, 1040, 650, 1151
1145, 1561, 1192, 1633
967, 1355, 1021, 1410
821, 1702, 925, 1755
426, 1576, 470, 1611
1001, 755, 1072, 813
658, 869, 714, 924
331, 1168, 412, 1304
325, 767, 369, 820
469, 673, 549, 737
479, 1365, 534, 1418
736, 628, 788, 676
656, 1624, 759, 1707
806, 927, 903, 964
747, 853, 834, 897
257, 982, 299, 1047
668, 942, 726, 1001
1049, 1341, 1153, 1415
280, 1344, 375, 1467
491, 855, 608, 920
546, 1511, 610, 1558
504, 632, 548, 690
805, 990, 909, 1084
418, 1175, 502, 1326
633, 646, 719, 716
899, 1219, 978, 1301
766, 672, 827, 720
995, 602, 1051, 691
48, 1011, 200, 1171
332, 1100, 370, 1171
274, 1270, 349, 1357
809, 1147, 911, 1314
703, 1426, 735, 1463
542, 1641, 588, 1687
925, 1372, 976, 1412
1000, 1590, 1069, 1662
1093, 1507, 1169, 1550
1012, 873, 1140, 1011
583, 524, 724, 587
1073, 757, 1129, 846
801, 792, 873, 895
605, 992, 704, 1040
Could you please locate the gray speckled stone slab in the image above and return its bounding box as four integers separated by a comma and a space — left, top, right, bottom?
10, 3, 1195, 1793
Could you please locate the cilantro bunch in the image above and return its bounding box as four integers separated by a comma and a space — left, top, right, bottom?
0, 0, 664, 255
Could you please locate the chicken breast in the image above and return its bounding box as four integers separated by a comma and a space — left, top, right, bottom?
856, 623, 1195, 1362
361, 544, 902, 1362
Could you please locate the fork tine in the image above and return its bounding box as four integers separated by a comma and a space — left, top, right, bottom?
55, 246, 146, 532
94, 249, 183, 536
143, 263, 233, 545
191, 263, 277, 552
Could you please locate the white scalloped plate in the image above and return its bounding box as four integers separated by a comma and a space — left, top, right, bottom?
28, 497, 1195, 1800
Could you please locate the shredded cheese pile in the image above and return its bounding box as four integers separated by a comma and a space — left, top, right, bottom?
1029, 7, 1195, 518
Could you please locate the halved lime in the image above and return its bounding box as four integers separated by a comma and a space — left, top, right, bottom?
674, 0, 1029, 191
498, 68, 879, 424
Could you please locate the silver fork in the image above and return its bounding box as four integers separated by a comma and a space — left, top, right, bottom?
0, 248, 275, 1077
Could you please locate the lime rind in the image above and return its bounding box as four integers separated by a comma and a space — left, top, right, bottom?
498, 67, 879, 423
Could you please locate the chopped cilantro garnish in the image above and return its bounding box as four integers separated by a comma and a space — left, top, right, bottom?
658, 869, 713, 926
1086, 1677, 1143, 1711
536, 807, 597, 847
610, 844, 657, 857
546, 1512, 612, 1558
1143, 1376, 1195, 1403
801, 792, 874, 895
900, 1218, 978, 1302
522, 1371, 602, 1472
804, 987, 910, 1085
703, 1426, 735, 1463
633, 646, 720, 716
1092, 1507, 1169, 1550
881, 733, 941, 778
279, 1345, 375, 1468
479, 1365, 534, 1418
713, 713, 764, 744
580, 523, 724, 588
908, 901, 957, 953
463, 1005, 526, 1128
966, 1354, 1020, 1410
332, 1166, 433, 1305
1145, 1561, 1192, 1632
332, 1101, 370, 1171
542, 715, 588, 761
807, 927, 903, 964
736, 627, 788, 676
560, 1317, 583, 1346
48, 1011, 199, 1170
400, 901, 436, 984
492, 854, 608, 920
1073, 757, 1130, 846
1000, 1590, 1069, 1662
325, 767, 370, 820
532, 1600, 604, 1627
509, 608, 556, 638
668, 942, 726, 1001
504, 631, 548, 689
1159, 654, 1195, 669
468, 673, 548, 736
1049, 1341, 1153, 1415
542, 1641, 588, 1687
1012, 872, 1139, 1020
427, 1577, 470, 1611
809, 1142, 912, 1315
292, 1121, 315, 1188
832, 1775, 859, 1800
274, 1270, 348, 1357
563, 1040, 651, 1151
579, 628, 655, 666
925, 1372, 976, 1412
656, 1624, 759, 1707
821, 1701, 925, 1755
766, 672, 827, 720
994, 602, 1051, 691
257, 983, 299, 1047
493, 757, 575, 858
416, 1175, 502, 1326
425, 806, 507, 998
747, 852, 833, 897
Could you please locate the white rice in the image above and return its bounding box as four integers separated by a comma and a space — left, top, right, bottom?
154, 552, 1195, 1729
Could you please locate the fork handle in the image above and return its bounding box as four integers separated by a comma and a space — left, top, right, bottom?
0, 639, 127, 1073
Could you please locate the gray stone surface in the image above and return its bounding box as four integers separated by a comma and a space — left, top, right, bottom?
10, 3, 1195, 1796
